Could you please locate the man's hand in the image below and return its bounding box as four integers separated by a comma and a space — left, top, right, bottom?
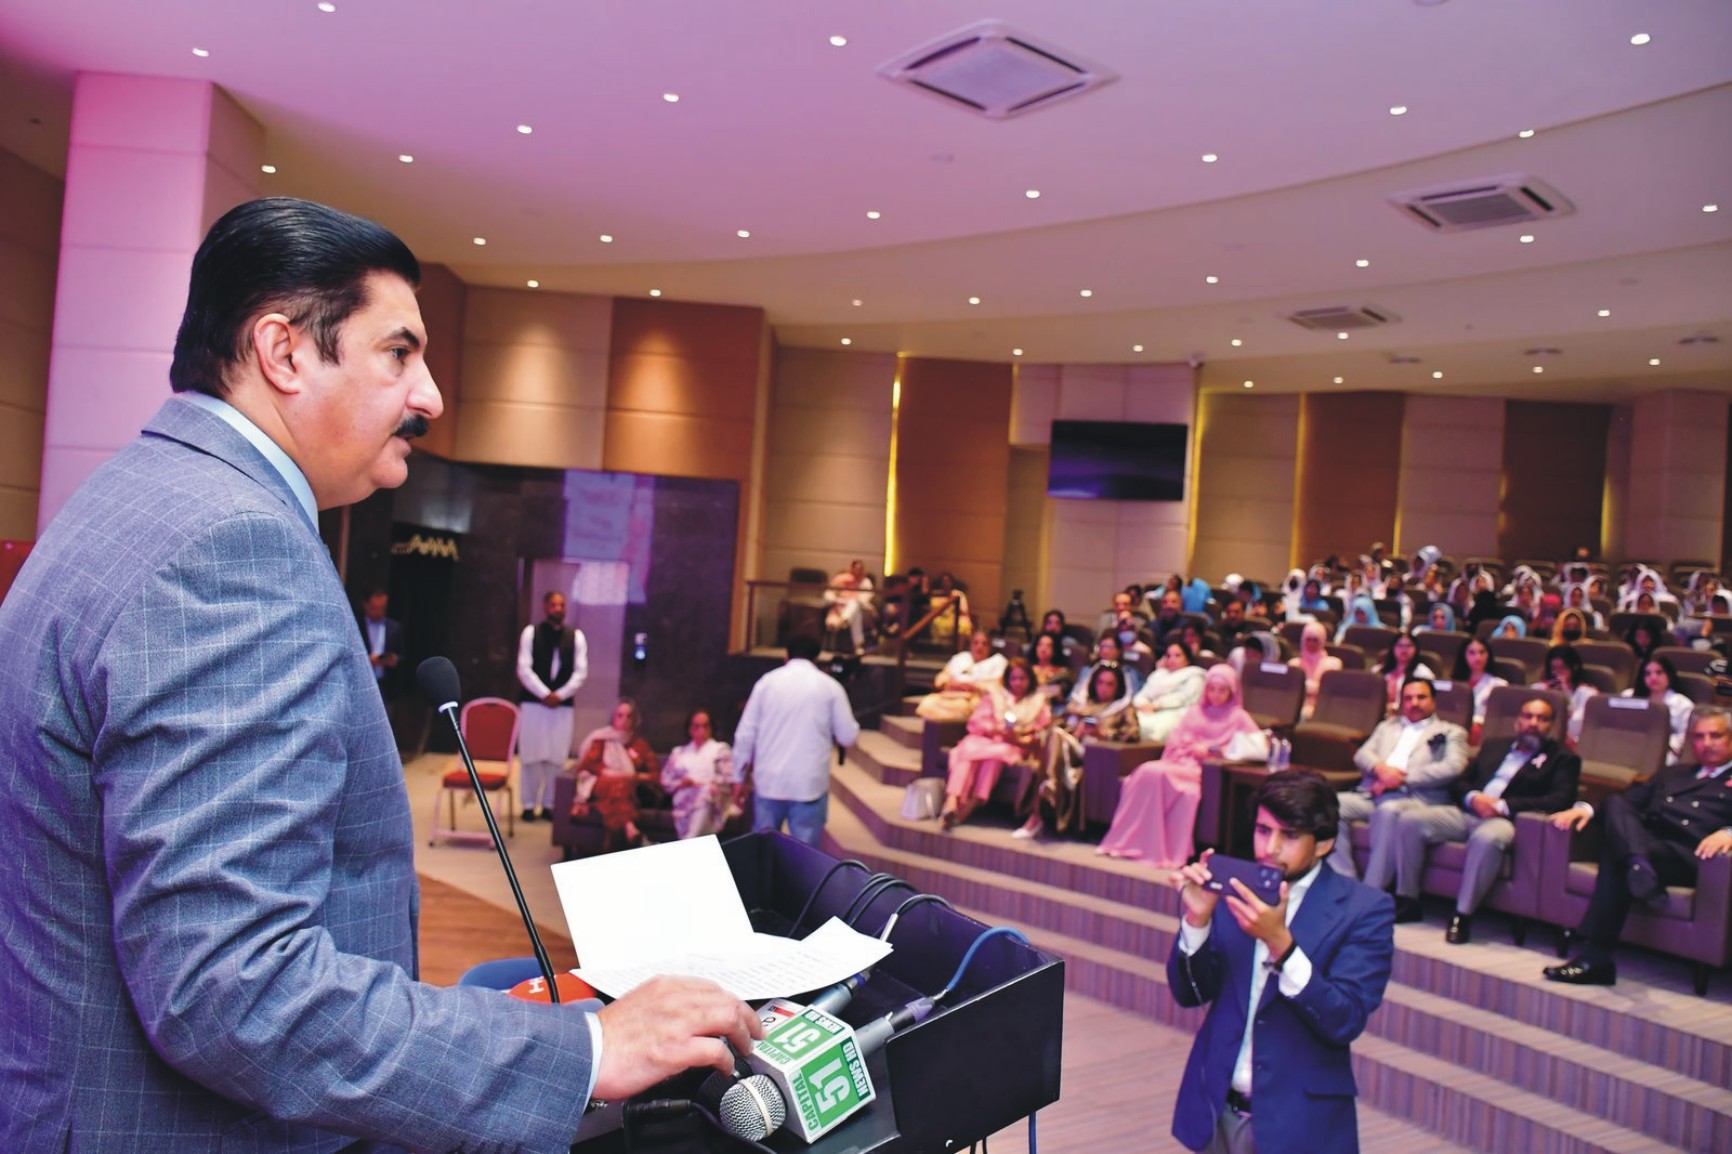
1696, 828, 1732, 859
1371, 762, 1405, 794
380, 652, 398, 668
593, 975, 764, 1101
1550, 806, 1591, 831
1224, 879, 1293, 958
1468, 793, 1501, 819
1172, 850, 1220, 928
543, 692, 561, 707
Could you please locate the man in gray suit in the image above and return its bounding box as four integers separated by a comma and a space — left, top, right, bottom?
1328, 678, 1469, 916
0, 198, 757, 1153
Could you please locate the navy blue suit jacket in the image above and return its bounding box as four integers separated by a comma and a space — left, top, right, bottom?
1167, 865, 1395, 1154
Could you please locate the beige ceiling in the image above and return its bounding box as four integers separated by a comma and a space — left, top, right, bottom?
3, 0, 1729, 399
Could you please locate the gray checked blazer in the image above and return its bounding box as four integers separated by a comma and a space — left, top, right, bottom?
1351, 714, 1471, 805
0, 397, 592, 1152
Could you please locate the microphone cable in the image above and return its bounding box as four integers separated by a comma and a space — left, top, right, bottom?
879, 892, 954, 941
842, 874, 915, 929
786, 858, 868, 936
934, 926, 1031, 1005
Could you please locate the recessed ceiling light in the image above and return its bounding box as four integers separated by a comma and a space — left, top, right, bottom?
1333, 376, 1345, 384
516, 124, 533, 135
317, 1, 336, 11
1205, 275, 1219, 285
1648, 357, 1661, 366
840, 338, 852, 346
1012, 348, 1024, 356
1597, 309, 1611, 318
1201, 153, 1219, 163
526, 280, 539, 288
649, 289, 662, 297
1389, 105, 1408, 116
865, 210, 881, 220
260, 164, 277, 174
472, 237, 486, 246
192, 47, 210, 58
1025, 189, 1041, 199
829, 35, 848, 47
1242, 380, 1255, 389
1355, 258, 1370, 268
1079, 289, 1093, 298
1230, 339, 1243, 348
1705, 204, 1720, 213
1518, 129, 1535, 139
398, 154, 413, 163
599, 234, 614, 243
1336, 332, 1350, 340
1531, 365, 1544, 374
736, 229, 751, 238
662, 92, 680, 103
1519, 234, 1535, 244
1630, 33, 1651, 46
967, 296, 981, 305
1432, 371, 1444, 379
1132, 344, 1144, 353
851, 299, 863, 307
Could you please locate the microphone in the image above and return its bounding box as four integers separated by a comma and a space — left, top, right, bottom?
623, 1071, 787, 1142
417, 656, 562, 1002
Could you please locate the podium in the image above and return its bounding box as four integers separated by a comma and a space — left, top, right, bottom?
571, 832, 1065, 1152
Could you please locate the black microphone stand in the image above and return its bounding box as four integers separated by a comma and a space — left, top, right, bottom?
418, 657, 561, 1001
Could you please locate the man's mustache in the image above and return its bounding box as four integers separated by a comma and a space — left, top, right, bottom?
395, 415, 430, 441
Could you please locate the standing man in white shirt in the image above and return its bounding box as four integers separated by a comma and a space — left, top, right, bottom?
733, 634, 861, 847
1169, 771, 1395, 1154
517, 590, 588, 823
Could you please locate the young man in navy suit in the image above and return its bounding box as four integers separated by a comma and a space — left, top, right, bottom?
1170, 771, 1395, 1154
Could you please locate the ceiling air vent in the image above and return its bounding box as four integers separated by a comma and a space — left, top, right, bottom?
1390, 174, 1574, 232
877, 20, 1117, 119
1285, 305, 1398, 332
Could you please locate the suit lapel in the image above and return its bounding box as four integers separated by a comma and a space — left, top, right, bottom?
1253, 865, 1343, 1012
143, 396, 315, 533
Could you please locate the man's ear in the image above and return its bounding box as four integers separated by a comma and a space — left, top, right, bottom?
251, 313, 303, 395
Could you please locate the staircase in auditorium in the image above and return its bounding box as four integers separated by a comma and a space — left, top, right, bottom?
828, 717, 1731, 1154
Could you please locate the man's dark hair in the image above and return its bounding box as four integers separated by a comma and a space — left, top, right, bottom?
1399, 675, 1435, 699
786, 634, 822, 662
170, 197, 421, 397
1251, 770, 1341, 843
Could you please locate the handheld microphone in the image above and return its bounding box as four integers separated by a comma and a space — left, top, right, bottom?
417, 656, 562, 1002
623, 1071, 788, 1142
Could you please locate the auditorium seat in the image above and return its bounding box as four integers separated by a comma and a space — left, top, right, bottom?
1653, 645, 1719, 676
1342, 624, 1398, 656
1079, 738, 1162, 828
1575, 640, 1636, 691
1326, 643, 1367, 670
1289, 669, 1386, 772
1417, 629, 1469, 673
1494, 635, 1550, 681
1675, 671, 1717, 706
1480, 685, 1570, 748
1428, 678, 1474, 733
1239, 660, 1306, 732
1573, 695, 1672, 804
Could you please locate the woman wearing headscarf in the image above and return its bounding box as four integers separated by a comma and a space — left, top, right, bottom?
1675, 573, 1730, 647
1490, 614, 1527, 640
1014, 662, 1139, 839
1334, 592, 1380, 643
1561, 582, 1605, 630
1419, 602, 1456, 633
941, 658, 1051, 830
1377, 631, 1436, 715
1132, 640, 1207, 743
1623, 655, 1694, 764
572, 698, 661, 851
1095, 665, 1266, 866
1549, 607, 1592, 647
1289, 620, 1343, 721
660, 709, 736, 840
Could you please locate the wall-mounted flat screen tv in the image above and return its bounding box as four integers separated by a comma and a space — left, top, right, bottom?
1047, 420, 1188, 501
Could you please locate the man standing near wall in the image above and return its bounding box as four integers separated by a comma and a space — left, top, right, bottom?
734, 633, 861, 847
517, 589, 588, 822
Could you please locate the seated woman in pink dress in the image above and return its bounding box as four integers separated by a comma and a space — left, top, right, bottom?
940, 658, 1051, 831
1288, 620, 1342, 721
1095, 665, 1264, 867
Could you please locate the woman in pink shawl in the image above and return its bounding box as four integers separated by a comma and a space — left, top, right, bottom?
1096, 664, 1264, 867
939, 658, 1050, 830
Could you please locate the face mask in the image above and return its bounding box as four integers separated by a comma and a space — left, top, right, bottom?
1562, 628, 1582, 642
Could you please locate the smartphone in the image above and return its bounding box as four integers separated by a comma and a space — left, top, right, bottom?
1201, 855, 1284, 905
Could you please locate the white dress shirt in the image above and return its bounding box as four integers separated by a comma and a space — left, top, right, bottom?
733, 659, 861, 801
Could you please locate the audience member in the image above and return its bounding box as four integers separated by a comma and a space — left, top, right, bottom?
1419, 602, 1455, 633
928, 570, 972, 645
917, 629, 1005, 722
1377, 632, 1436, 715
1038, 609, 1082, 663
1624, 655, 1695, 764
1466, 589, 1506, 634
1389, 697, 1579, 943
1328, 678, 1469, 905
659, 710, 738, 840
1676, 573, 1730, 647
1490, 614, 1527, 640
1335, 592, 1379, 642
1133, 640, 1208, 743
1215, 599, 1254, 648
1098, 665, 1266, 865
1098, 590, 1148, 641
572, 699, 661, 851
1534, 645, 1596, 745
822, 559, 875, 652
1530, 592, 1562, 640
1562, 582, 1605, 630
1550, 607, 1591, 647
1179, 576, 1214, 615
518, 590, 589, 823
1071, 633, 1144, 703
1544, 707, 1732, 986
1149, 588, 1187, 641
1451, 637, 1507, 743
733, 634, 861, 847
1623, 618, 1664, 666
1016, 663, 1138, 839
358, 587, 404, 700
1290, 621, 1344, 721
1027, 631, 1076, 703
941, 658, 1051, 831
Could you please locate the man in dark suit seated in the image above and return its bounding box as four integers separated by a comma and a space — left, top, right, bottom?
1388, 696, 1581, 944
1544, 705, 1732, 985
1168, 771, 1395, 1154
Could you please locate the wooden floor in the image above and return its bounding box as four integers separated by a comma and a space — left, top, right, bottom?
416, 873, 577, 987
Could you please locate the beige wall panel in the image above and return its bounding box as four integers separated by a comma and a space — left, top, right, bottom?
1191, 392, 1299, 584
42, 347, 171, 451
0, 241, 58, 331
608, 351, 765, 421
0, 149, 64, 252
1400, 469, 1503, 515
464, 288, 612, 348
763, 500, 888, 558
0, 401, 45, 489
766, 402, 893, 450
1053, 365, 1131, 421
1010, 364, 1059, 445
199, 162, 255, 235
0, 487, 38, 541
765, 452, 888, 505
1396, 394, 1504, 560
460, 343, 610, 408
1602, 406, 1632, 562
454, 400, 604, 470
899, 511, 1007, 565
611, 299, 763, 365
1046, 563, 1117, 621
414, 263, 465, 460
0, 317, 51, 409
773, 350, 896, 411
602, 409, 755, 480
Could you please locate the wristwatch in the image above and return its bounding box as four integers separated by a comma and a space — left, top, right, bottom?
1265, 939, 1299, 973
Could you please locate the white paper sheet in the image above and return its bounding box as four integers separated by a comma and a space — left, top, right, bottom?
549, 836, 893, 999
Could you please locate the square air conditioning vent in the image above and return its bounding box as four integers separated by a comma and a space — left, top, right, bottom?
1390, 174, 1574, 232
877, 20, 1118, 119
1285, 306, 1398, 332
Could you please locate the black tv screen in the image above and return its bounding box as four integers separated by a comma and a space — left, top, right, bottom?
1047, 420, 1188, 501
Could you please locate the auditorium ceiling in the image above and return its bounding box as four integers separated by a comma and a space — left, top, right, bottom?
2, 0, 1728, 400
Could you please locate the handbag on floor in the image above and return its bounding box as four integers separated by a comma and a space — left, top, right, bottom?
900, 777, 946, 820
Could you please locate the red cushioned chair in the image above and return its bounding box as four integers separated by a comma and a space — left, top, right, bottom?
429, 697, 518, 846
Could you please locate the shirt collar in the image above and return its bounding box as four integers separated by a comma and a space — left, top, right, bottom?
181, 391, 318, 528
1287, 861, 1324, 906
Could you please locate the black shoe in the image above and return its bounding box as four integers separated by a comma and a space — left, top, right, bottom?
521, 808, 537, 823
1626, 857, 1665, 906
1392, 897, 1425, 924
1445, 913, 1473, 945
1543, 959, 1616, 986
538, 808, 553, 823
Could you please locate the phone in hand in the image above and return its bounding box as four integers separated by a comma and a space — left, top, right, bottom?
1201, 855, 1284, 905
